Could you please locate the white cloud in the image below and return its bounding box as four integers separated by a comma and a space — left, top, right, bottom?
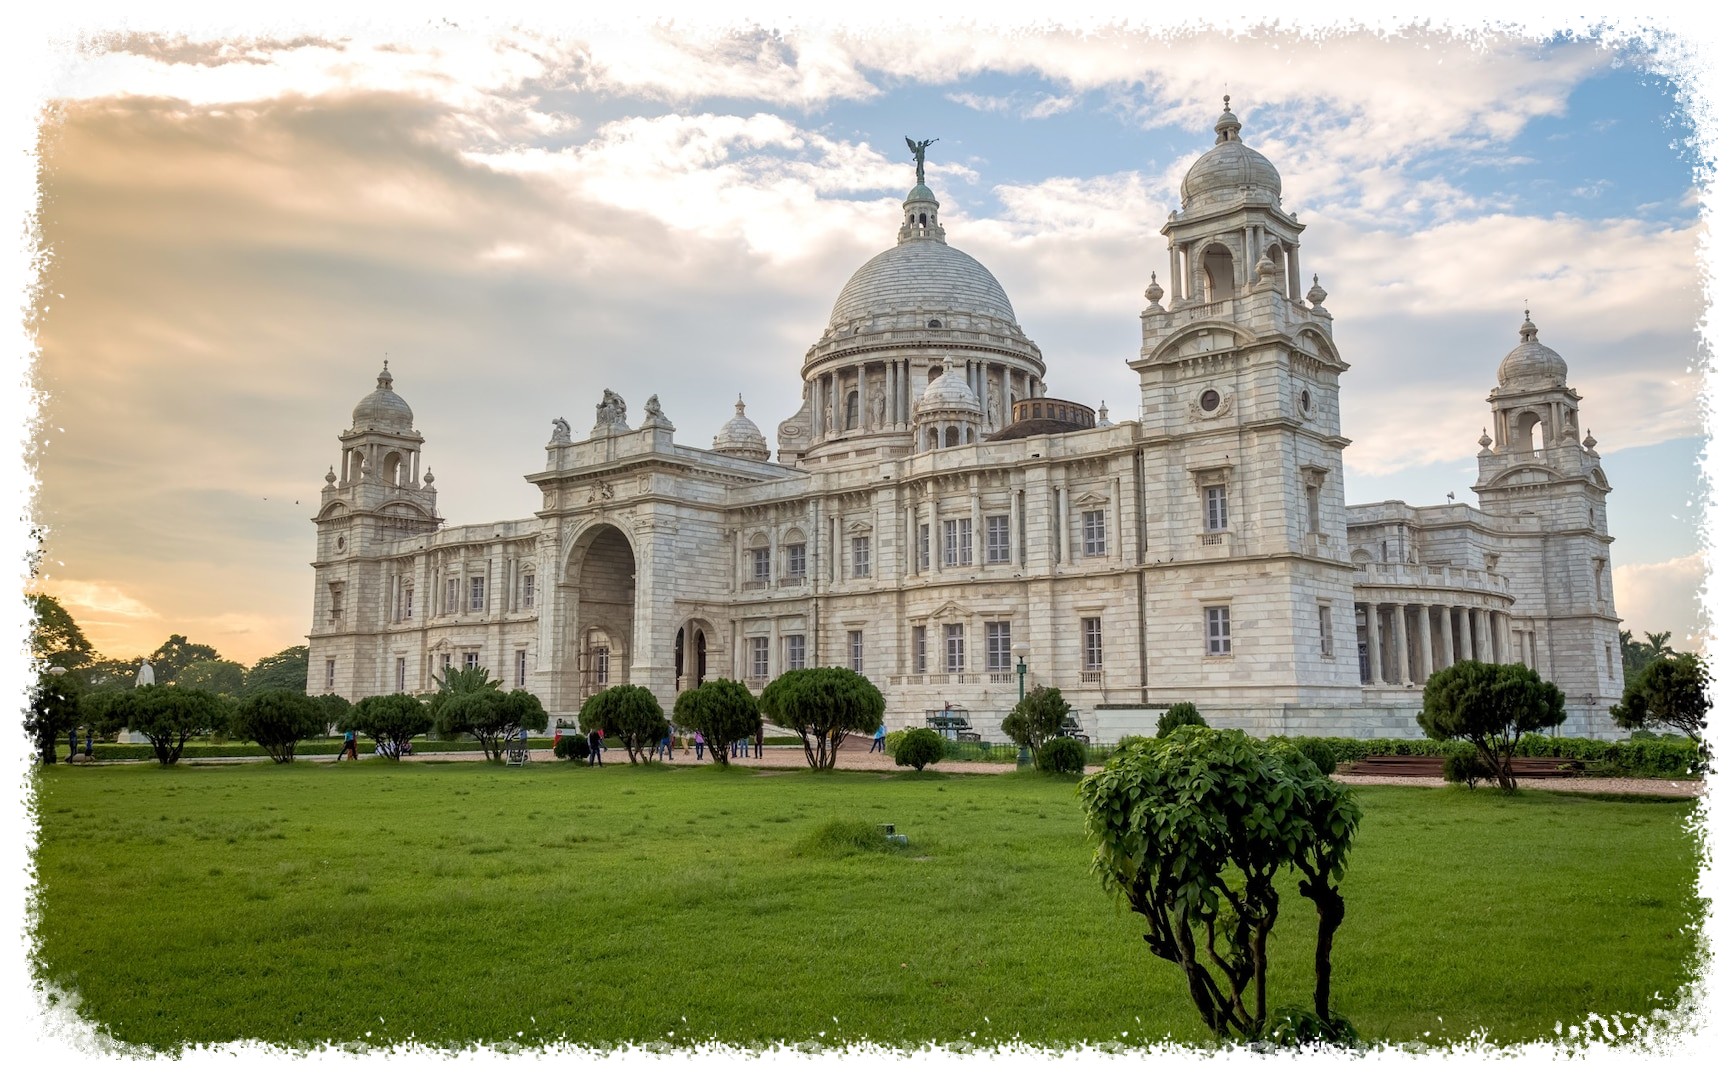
1613, 551, 1707, 652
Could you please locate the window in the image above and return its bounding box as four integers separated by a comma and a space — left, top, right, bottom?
402, 586, 414, 620
395, 656, 407, 692
444, 577, 459, 614
917, 524, 931, 571
943, 518, 972, 567
1082, 618, 1104, 672
469, 576, 485, 612
1205, 606, 1232, 656
1082, 509, 1106, 557
848, 630, 864, 674
324, 658, 335, 690
439, 652, 451, 672
845, 390, 860, 429
985, 622, 1011, 673
986, 515, 1010, 563
750, 637, 770, 679
750, 547, 771, 582
785, 542, 807, 580
785, 634, 807, 671
463, 651, 480, 670
593, 646, 610, 685
522, 572, 535, 609
515, 649, 527, 688
1306, 485, 1321, 533
851, 536, 871, 579
1204, 485, 1228, 532
1319, 605, 1333, 657
328, 582, 344, 623
944, 623, 965, 673
912, 626, 927, 674
1593, 559, 1606, 601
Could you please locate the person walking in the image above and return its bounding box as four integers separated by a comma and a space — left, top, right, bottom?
657, 730, 672, 761
694, 729, 705, 761
588, 726, 604, 766
870, 723, 886, 754
754, 720, 764, 759
340, 728, 358, 761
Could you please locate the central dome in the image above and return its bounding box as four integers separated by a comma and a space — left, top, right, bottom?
829, 242, 1018, 328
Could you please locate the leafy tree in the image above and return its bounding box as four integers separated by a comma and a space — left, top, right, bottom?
1001, 686, 1071, 761
98, 685, 233, 765
672, 680, 759, 766
147, 635, 223, 685
78, 656, 143, 692
1079, 728, 1363, 1042
1619, 629, 1681, 689
1416, 660, 1566, 793
179, 659, 247, 697
27, 594, 92, 671
1036, 736, 1086, 774
311, 693, 352, 735
758, 667, 884, 770
500, 688, 549, 740
1157, 701, 1207, 737
892, 726, 946, 771
245, 645, 310, 696
235, 690, 325, 763
435, 690, 520, 762
580, 684, 668, 764
349, 694, 432, 760
27, 671, 83, 764
1612, 653, 1710, 743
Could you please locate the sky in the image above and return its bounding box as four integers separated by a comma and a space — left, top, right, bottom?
9, 10, 1718, 668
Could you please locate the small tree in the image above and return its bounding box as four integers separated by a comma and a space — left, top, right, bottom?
672, 680, 759, 766
1001, 686, 1070, 761
1157, 701, 1206, 737
436, 690, 521, 762
28, 594, 93, 671
311, 693, 353, 736
146, 635, 223, 685
1080, 728, 1362, 1042
1416, 660, 1565, 793
350, 693, 432, 759
1613, 652, 1710, 742
244, 645, 310, 696
1036, 736, 1086, 774
580, 685, 666, 763
500, 688, 549, 740
27, 671, 83, 764
104, 685, 232, 765
759, 667, 884, 770
235, 689, 326, 763
892, 727, 946, 771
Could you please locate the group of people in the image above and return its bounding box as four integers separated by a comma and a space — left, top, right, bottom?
335, 729, 413, 761
689, 728, 764, 761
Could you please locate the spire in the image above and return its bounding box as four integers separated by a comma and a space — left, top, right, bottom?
1519, 308, 1539, 343
1214, 94, 1242, 143
898, 160, 946, 245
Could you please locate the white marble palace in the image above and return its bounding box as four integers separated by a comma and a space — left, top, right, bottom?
307, 99, 1624, 739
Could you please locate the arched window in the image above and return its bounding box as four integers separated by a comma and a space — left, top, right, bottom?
845, 390, 860, 429
919, 213, 927, 226
1512, 410, 1545, 455
383, 451, 404, 487
1202, 243, 1236, 301
945, 425, 960, 447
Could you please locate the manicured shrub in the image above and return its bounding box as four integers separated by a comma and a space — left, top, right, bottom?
348, 693, 431, 760
1441, 742, 1493, 788
892, 727, 946, 771
553, 734, 588, 762
580, 684, 668, 763
235, 689, 326, 763
1417, 661, 1565, 793
1612, 653, 1710, 742
1035, 736, 1086, 774
759, 667, 884, 770
1156, 701, 1206, 737
672, 680, 759, 766
1001, 686, 1071, 761
1267, 736, 1338, 776
882, 728, 910, 761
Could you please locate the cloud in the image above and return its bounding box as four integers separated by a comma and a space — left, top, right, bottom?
44, 579, 157, 621
1613, 551, 1708, 652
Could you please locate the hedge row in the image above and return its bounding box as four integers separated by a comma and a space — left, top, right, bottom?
1269, 734, 1703, 779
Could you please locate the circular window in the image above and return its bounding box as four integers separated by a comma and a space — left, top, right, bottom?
927, 319, 943, 329
1199, 389, 1221, 413
336, 536, 346, 552
1300, 388, 1312, 412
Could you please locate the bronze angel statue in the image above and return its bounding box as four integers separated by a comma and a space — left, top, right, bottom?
906, 137, 938, 185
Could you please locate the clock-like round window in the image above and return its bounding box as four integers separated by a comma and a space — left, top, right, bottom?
1300, 388, 1312, 412
1200, 389, 1221, 413
336, 536, 346, 552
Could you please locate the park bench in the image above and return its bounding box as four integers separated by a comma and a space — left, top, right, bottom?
926, 707, 975, 741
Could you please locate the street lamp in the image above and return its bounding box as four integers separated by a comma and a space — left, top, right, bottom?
1014, 643, 1028, 702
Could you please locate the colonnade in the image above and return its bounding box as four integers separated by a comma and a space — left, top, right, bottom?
1356, 600, 1512, 686
808, 358, 1038, 439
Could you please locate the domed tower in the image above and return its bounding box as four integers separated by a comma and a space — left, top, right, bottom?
912, 357, 983, 450
1472, 312, 1619, 723
712, 395, 771, 461
779, 142, 1046, 465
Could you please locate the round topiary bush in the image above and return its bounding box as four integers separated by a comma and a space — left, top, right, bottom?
893, 727, 946, 771
553, 734, 587, 762
1157, 701, 1206, 738
1036, 736, 1086, 774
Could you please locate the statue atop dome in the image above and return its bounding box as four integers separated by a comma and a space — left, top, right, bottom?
906, 137, 938, 185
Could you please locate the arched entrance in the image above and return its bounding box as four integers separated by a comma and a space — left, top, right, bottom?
675, 618, 716, 692
564, 524, 635, 706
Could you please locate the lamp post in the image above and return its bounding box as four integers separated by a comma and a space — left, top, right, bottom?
1014, 643, 1028, 702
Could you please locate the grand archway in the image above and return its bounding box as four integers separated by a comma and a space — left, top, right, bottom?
674, 618, 717, 692
562, 524, 635, 708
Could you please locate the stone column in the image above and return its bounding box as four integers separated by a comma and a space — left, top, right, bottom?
970, 475, 985, 569
905, 502, 917, 578
1170, 244, 1182, 300
1492, 611, 1507, 662
1416, 605, 1434, 681
830, 374, 841, 438
928, 484, 942, 574
1057, 482, 1071, 564
856, 362, 866, 428
1365, 603, 1383, 684
1287, 241, 1301, 300
1458, 607, 1474, 662
1243, 224, 1255, 280
1439, 605, 1455, 667
1000, 366, 1012, 429
1392, 603, 1411, 685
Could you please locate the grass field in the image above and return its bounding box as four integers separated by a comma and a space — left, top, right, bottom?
29, 759, 1702, 1051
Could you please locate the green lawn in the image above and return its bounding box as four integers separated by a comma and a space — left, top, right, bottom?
29, 760, 1701, 1051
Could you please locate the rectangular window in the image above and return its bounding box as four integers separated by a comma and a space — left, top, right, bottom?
1319, 605, 1333, 656
402, 586, 414, 620
328, 582, 344, 623
912, 626, 927, 674
463, 651, 480, 670
785, 543, 807, 580
1306, 485, 1321, 533
324, 658, 335, 690
943, 519, 972, 567
439, 652, 451, 672
786, 634, 807, 671
469, 575, 485, 612
594, 647, 610, 685
1205, 606, 1232, 656
917, 524, 931, 571
522, 572, 535, 609
1204, 485, 1228, 532
1082, 509, 1107, 557
750, 547, 771, 582
396, 656, 406, 692
944, 623, 965, 673
750, 637, 770, 679
848, 630, 864, 674
985, 621, 1011, 673
986, 515, 1011, 563
851, 536, 871, 579
1082, 617, 1104, 671
444, 577, 459, 614
515, 649, 527, 688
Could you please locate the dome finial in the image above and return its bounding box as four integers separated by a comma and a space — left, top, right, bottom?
735, 394, 746, 416
1215, 95, 1242, 143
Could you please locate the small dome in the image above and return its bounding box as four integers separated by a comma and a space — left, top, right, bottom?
352, 364, 414, 433
1181, 96, 1282, 211
1497, 311, 1569, 389
916, 359, 982, 415
713, 395, 770, 461
906, 182, 936, 203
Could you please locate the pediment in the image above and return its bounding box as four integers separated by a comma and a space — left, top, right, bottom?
922, 600, 975, 622
1072, 491, 1110, 508
846, 520, 873, 535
